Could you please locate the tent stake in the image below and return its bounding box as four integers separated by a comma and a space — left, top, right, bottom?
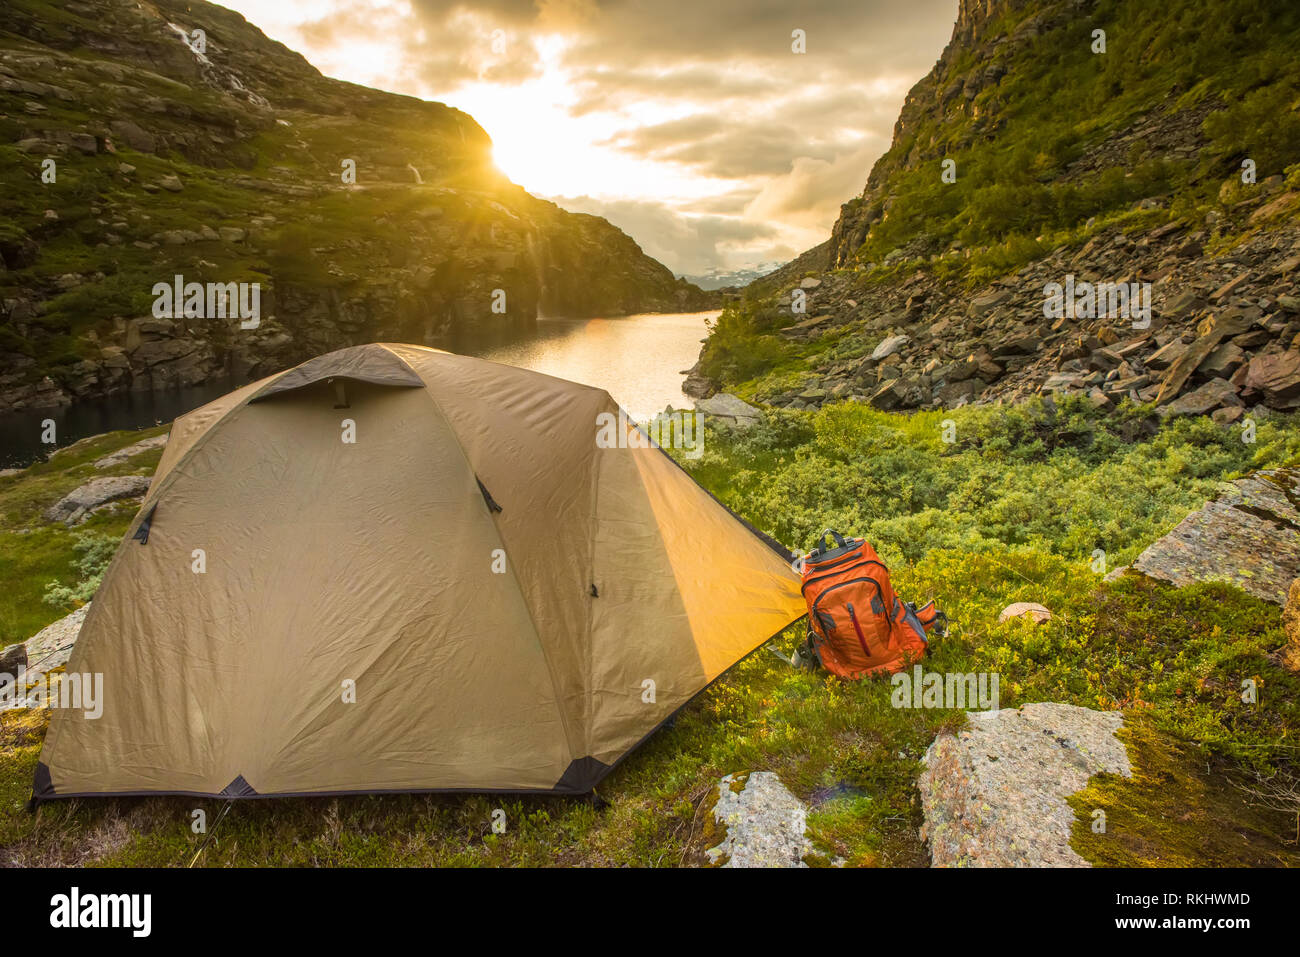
188, 800, 235, 868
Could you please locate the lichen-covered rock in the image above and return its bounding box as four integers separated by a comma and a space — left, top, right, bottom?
706, 771, 811, 867
918, 702, 1131, 867
22, 603, 90, 684
42, 475, 151, 525
1130, 468, 1300, 605
694, 392, 762, 429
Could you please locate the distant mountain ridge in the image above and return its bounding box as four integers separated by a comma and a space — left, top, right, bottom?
0, 0, 715, 413
681, 263, 788, 291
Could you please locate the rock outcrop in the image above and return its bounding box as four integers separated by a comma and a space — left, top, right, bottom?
13, 603, 90, 688
706, 771, 813, 867
918, 702, 1132, 867
695, 0, 1300, 418
43, 475, 151, 525
694, 393, 762, 429
726, 217, 1300, 416
1130, 468, 1300, 605
93, 433, 169, 469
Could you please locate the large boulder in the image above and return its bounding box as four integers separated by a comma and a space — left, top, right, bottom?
1156, 377, 1239, 418
681, 364, 718, 400
918, 702, 1131, 867
1130, 468, 1300, 605
109, 119, 156, 153
1155, 330, 1227, 404
1244, 351, 1300, 408
43, 475, 151, 525
694, 392, 762, 429
869, 375, 916, 410
706, 771, 812, 867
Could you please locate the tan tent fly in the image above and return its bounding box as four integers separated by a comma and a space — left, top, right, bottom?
33, 344, 806, 801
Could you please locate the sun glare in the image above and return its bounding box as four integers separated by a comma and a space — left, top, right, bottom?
449, 36, 733, 203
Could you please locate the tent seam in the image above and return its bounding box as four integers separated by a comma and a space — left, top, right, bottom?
380, 344, 586, 775
582, 413, 604, 770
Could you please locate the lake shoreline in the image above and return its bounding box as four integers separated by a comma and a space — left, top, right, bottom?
0, 311, 719, 469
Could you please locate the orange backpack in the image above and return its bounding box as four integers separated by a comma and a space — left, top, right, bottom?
798, 529, 945, 679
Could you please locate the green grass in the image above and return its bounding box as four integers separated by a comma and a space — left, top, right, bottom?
684, 397, 1300, 569
0, 427, 166, 646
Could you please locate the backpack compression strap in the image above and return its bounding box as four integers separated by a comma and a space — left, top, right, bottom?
910, 600, 949, 637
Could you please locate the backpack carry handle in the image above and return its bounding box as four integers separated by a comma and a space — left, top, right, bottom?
814, 528, 849, 555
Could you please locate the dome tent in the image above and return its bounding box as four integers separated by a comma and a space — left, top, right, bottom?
33, 343, 806, 801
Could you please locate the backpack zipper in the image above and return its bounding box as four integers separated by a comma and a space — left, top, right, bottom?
801, 559, 889, 596
846, 603, 871, 657
810, 578, 885, 654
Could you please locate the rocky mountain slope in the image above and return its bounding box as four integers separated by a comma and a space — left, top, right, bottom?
0, 0, 714, 413
692, 0, 1300, 420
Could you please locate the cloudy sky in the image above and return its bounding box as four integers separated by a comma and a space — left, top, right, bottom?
220, 0, 957, 277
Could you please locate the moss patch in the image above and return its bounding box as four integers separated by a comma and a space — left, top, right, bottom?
1069, 719, 1299, 866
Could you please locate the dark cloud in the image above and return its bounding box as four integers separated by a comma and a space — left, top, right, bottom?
554, 0, 959, 74
297, 3, 546, 87
398, 0, 958, 107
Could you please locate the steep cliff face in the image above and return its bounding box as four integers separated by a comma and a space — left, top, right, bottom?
827, 0, 1298, 269
826, 0, 1046, 267
0, 0, 714, 412
697, 0, 1300, 417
